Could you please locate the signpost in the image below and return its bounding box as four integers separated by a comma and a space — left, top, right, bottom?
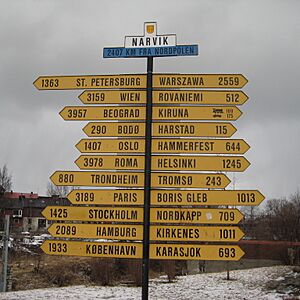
150, 208, 244, 224
151, 155, 250, 172
42, 206, 144, 222
75, 155, 250, 172
60, 106, 146, 121
151, 190, 265, 206
79, 90, 248, 105
75, 155, 145, 170
50, 170, 231, 189
149, 244, 245, 261
33, 74, 146, 90
48, 223, 243, 242
50, 170, 145, 187
151, 172, 230, 188
150, 225, 244, 242
60, 106, 242, 121
66, 189, 265, 206
48, 223, 144, 240
82, 122, 145, 137
152, 122, 237, 137
153, 74, 248, 88
34, 22, 264, 300
67, 189, 144, 205
66, 188, 265, 206
41, 240, 143, 259
41, 240, 244, 261
79, 90, 147, 104
152, 90, 248, 105
152, 138, 250, 154
76, 138, 249, 154
76, 139, 145, 153
152, 106, 242, 121
83, 122, 237, 138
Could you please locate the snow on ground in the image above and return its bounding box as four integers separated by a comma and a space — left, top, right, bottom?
0, 265, 296, 300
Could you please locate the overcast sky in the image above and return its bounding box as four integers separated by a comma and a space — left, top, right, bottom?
1, 0, 299, 202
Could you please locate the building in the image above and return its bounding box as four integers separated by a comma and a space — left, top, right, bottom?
0, 191, 69, 233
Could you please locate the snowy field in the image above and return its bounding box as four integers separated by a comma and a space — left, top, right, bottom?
0, 265, 297, 300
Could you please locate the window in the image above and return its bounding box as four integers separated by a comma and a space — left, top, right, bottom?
38, 219, 46, 228
12, 209, 22, 218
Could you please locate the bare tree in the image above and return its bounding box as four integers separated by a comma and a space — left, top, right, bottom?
0, 165, 12, 193
46, 182, 74, 197
257, 192, 300, 242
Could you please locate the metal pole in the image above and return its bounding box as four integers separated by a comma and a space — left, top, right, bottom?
142, 56, 153, 300
1, 215, 10, 292
227, 173, 236, 280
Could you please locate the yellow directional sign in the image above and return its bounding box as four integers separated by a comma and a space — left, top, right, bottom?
153, 122, 236, 137
33, 74, 147, 90
152, 156, 250, 172
152, 106, 242, 121
150, 208, 243, 224
50, 171, 144, 187
151, 173, 230, 189
76, 139, 145, 153
76, 155, 250, 172
79, 90, 147, 104
41, 240, 142, 258
42, 206, 143, 222
152, 139, 250, 154
51, 171, 230, 189
60, 106, 145, 121
76, 138, 249, 155
67, 189, 144, 205
151, 190, 265, 206
152, 90, 248, 105
48, 223, 143, 240
149, 244, 244, 261
47, 223, 244, 242
150, 226, 244, 242
66, 189, 265, 207
83, 122, 145, 137
41, 240, 244, 260
75, 155, 144, 170
83, 122, 236, 138
78, 90, 249, 105
153, 74, 248, 89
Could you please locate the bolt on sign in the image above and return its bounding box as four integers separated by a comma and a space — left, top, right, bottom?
34, 22, 264, 300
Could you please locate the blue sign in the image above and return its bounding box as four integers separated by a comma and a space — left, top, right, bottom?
103, 45, 198, 58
